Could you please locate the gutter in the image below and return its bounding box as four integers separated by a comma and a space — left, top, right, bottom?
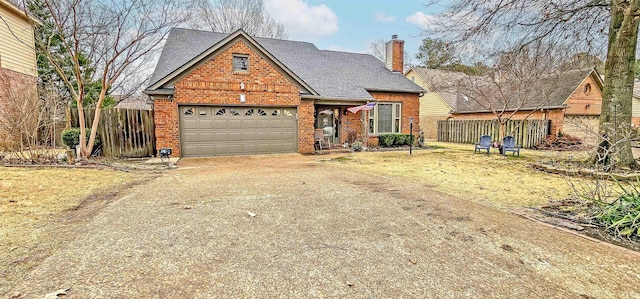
143, 88, 174, 96
365, 87, 425, 94
452, 105, 568, 114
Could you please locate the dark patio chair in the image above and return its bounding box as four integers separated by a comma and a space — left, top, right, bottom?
502, 136, 520, 156
474, 135, 492, 154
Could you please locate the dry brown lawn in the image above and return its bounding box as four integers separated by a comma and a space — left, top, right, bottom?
331, 142, 600, 209
0, 167, 152, 295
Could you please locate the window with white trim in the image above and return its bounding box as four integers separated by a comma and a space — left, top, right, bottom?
369, 103, 401, 134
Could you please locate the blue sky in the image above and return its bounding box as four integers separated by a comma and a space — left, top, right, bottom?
264, 0, 442, 64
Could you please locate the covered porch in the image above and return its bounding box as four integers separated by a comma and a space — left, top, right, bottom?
313, 102, 374, 150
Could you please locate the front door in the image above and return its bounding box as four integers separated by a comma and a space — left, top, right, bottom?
316, 107, 339, 144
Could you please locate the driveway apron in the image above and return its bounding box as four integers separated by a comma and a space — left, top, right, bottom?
15, 154, 640, 298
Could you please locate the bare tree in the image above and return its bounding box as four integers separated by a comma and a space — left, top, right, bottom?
38, 0, 188, 158
424, 0, 638, 169
450, 43, 576, 140
369, 39, 386, 62
188, 0, 287, 39
0, 70, 58, 161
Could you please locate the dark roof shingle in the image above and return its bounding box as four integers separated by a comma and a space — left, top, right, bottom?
147, 28, 423, 100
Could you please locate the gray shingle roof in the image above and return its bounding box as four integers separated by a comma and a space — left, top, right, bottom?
454, 69, 589, 113
147, 28, 423, 100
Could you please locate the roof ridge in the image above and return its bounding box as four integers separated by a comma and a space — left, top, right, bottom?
171, 27, 317, 47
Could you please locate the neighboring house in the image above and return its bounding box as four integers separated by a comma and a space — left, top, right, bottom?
114, 95, 153, 110
0, 0, 38, 103
405, 68, 465, 139
144, 29, 423, 157
417, 68, 603, 144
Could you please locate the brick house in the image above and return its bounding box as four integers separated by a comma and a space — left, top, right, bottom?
0, 0, 39, 115
409, 67, 603, 144
144, 29, 423, 157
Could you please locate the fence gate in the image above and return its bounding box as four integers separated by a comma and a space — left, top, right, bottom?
437, 119, 549, 148
70, 108, 155, 157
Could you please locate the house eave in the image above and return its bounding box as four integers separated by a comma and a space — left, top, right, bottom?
365, 87, 425, 94
300, 94, 372, 103
143, 88, 175, 96
0, 0, 42, 25
453, 105, 567, 114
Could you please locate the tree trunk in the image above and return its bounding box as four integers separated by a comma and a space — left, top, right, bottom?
598, 0, 640, 169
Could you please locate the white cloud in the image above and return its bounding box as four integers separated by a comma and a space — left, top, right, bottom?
265, 0, 339, 40
406, 12, 434, 30
374, 12, 396, 22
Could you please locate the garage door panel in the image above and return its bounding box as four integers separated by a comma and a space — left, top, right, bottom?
198, 132, 214, 142
198, 119, 213, 129
199, 144, 215, 154
282, 131, 296, 139
243, 120, 256, 128
182, 132, 199, 143
180, 105, 297, 157
182, 119, 198, 130
213, 132, 227, 142
229, 119, 243, 128
228, 132, 243, 141
243, 131, 257, 140
214, 119, 227, 127
256, 119, 270, 128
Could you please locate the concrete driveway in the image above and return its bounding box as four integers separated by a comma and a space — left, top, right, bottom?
15, 154, 640, 298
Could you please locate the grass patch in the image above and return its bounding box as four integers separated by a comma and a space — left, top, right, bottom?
0, 167, 152, 295
331, 156, 352, 162
332, 142, 598, 209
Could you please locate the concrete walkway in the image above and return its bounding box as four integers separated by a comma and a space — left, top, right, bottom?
15, 154, 640, 298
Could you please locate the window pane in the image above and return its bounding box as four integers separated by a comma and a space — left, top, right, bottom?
394, 119, 400, 133
377, 104, 392, 133
233, 56, 249, 71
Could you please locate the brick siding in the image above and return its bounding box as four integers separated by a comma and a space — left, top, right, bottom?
450, 109, 565, 135
152, 39, 422, 156
153, 39, 313, 156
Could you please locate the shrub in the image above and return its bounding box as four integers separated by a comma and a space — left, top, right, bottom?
61, 128, 101, 149
61, 128, 82, 148
405, 134, 415, 146
377, 134, 416, 147
394, 134, 407, 145
593, 183, 640, 238
351, 140, 364, 152
378, 134, 396, 147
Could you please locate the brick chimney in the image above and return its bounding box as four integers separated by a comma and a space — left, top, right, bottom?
385, 34, 404, 73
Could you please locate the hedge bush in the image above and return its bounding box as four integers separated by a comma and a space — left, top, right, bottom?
378, 134, 396, 147
378, 134, 415, 147
61, 128, 101, 149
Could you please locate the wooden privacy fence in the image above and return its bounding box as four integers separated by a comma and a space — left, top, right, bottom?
437, 119, 549, 148
70, 108, 155, 157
